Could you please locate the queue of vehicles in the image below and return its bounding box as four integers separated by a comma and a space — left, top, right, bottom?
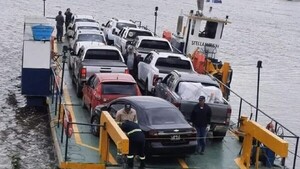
65, 14, 232, 156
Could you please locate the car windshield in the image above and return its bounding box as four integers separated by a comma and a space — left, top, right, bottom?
126, 30, 152, 39
78, 34, 105, 43
116, 22, 137, 30
85, 49, 121, 60
139, 40, 172, 51
78, 26, 100, 31
145, 107, 187, 125
102, 83, 137, 95
155, 57, 192, 70
75, 18, 96, 22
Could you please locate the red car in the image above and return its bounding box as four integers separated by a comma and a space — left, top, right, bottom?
82, 73, 141, 115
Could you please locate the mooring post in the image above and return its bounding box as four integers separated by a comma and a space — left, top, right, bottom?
255, 60, 262, 122
43, 0, 46, 16
154, 6, 158, 36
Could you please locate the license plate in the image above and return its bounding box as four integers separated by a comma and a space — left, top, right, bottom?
170, 135, 181, 141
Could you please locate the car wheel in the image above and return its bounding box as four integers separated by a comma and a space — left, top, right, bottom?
213, 131, 226, 141
76, 81, 83, 98
81, 96, 86, 109
144, 79, 149, 95
91, 115, 100, 136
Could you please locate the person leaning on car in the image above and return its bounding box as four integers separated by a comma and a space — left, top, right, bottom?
120, 120, 146, 168
190, 95, 212, 155
115, 103, 137, 124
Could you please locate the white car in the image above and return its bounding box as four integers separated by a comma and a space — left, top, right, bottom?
67, 22, 101, 38
137, 51, 194, 94
101, 18, 137, 45
69, 29, 106, 49
69, 14, 97, 28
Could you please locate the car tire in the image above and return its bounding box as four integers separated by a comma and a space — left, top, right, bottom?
213, 131, 226, 141
76, 81, 83, 98
91, 115, 100, 136
81, 96, 86, 109
144, 79, 149, 95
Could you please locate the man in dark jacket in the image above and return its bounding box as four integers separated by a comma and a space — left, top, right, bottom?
120, 120, 146, 168
190, 95, 212, 155
55, 11, 64, 43
64, 8, 72, 31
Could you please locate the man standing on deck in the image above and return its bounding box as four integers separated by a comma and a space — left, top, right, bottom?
55, 11, 64, 43
190, 95, 212, 155
64, 8, 72, 32
115, 103, 137, 124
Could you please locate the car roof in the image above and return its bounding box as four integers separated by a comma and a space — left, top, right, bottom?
76, 29, 103, 35
119, 96, 175, 109
75, 22, 100, 27
174, 71, 219, 86
82, 45, 120, 51
152, 52, 190, 60
95, 73, 136, 83
124, 27, 151, 32
137, 36, 169, 41
74, 15, 95, 19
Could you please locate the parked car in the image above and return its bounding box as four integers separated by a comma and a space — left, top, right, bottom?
154, 70, 232, 140
114, 27, 154, 56
67, 21, 101, 39
70, 45, 128, 97
91, 96, 197, 156
69, 29, 106, 49
137, 51, 194, 95
82, 73, 142, 116
101, 18, 137, 45
69, 14, 97, 29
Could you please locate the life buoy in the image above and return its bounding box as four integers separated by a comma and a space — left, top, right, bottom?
64, 109, 73, 138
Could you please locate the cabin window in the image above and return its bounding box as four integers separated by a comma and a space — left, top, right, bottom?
198, 21, 218, 39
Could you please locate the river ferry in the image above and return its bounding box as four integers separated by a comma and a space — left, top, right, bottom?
20, 1, 299, 169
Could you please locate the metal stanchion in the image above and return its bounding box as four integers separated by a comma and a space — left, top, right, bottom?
255, 60, 262, 122
43, 0, 46, 16
154, 6, 158, 36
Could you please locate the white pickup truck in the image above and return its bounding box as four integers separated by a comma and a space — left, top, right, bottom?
137, 51, 194, 95
70, 45, 128, 97
114, 27, 154, 56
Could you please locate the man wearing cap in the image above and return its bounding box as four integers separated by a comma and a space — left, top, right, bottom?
115, 103, 137, 124
190, 96, 212, 155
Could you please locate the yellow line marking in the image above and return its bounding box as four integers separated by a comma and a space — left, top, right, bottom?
63, 87, 83, 144
63, 84, 117, 164
178, 158, 189, 169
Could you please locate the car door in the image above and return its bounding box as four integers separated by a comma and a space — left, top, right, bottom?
83, 75, 96, 109
155, 74, 171, 98
138, 53, 153, 82
114, 28, 124, 48
90, 76, 100, 110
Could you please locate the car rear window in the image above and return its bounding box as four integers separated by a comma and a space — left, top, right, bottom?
139, 40, 172, 51
85, 49, 121, 60
116, 23, 137, 30
102, 82, 137, 95
126, 30, 152, 39
145, 107, 187, 125
78, 26, 100, 31
75, 18, 96, 22
78, 34, 105, 43
155, 57, 192, 70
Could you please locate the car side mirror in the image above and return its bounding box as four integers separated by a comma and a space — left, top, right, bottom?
100, 28, 104, 31
102, 23, 105, 27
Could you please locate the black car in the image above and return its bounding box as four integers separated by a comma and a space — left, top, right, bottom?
91, 96, 197, 156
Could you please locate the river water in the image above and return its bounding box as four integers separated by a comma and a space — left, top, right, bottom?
0, 0, 299, 168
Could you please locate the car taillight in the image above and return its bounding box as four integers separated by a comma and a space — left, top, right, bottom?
124, 69, 129, 74
152, 74, 159, 86
173, 102, 181, 108
226, 108, 232, 124
80, 68, 87, 78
